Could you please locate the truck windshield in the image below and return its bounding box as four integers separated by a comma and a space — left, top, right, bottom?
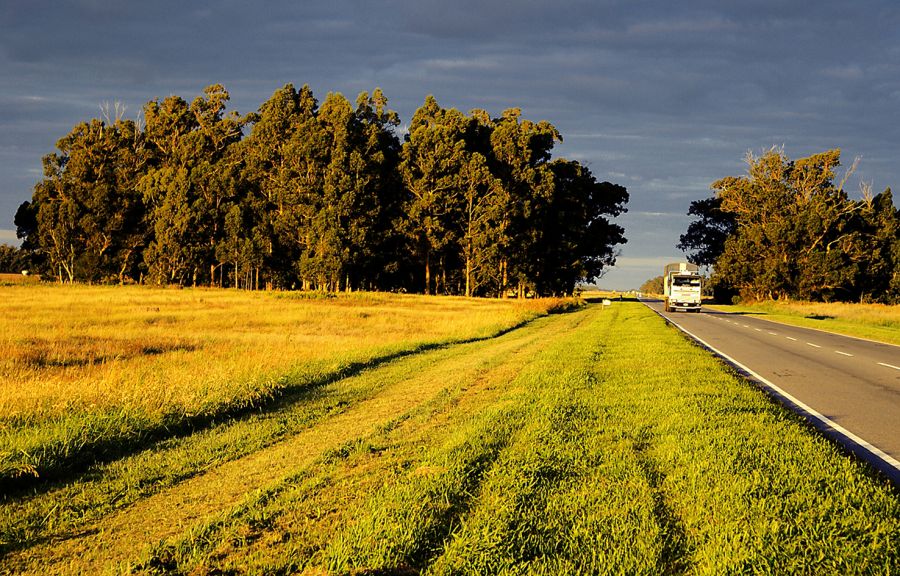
673, 276, 701, 287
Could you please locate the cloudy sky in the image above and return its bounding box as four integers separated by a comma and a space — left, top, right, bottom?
2, 1, 899, 289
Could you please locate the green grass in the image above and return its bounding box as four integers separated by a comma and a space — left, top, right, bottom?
116, 302, 899, 575
709, 300, 900, 346
0, 286, 566, 488
1, 304, 576, 572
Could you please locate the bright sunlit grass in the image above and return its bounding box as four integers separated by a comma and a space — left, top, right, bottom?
0, 285, 568, 484
125, 303, 899, 575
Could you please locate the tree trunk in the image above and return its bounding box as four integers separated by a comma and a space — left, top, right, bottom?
425, 251, 431, 295
465, 253, 472, 297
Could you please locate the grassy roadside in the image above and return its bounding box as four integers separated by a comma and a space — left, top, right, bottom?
708, 300, 900, 346
0, 286, 571, 489
124, 302, 899, 575
3, 300, 588, 573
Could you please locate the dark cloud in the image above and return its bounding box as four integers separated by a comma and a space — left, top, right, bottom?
2, 0, 899, 288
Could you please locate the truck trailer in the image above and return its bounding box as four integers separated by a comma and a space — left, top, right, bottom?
663, 262, 702, 312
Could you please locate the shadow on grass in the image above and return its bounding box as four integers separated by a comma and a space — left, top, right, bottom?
0, 308, 577, 499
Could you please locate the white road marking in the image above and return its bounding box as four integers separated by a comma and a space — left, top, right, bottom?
743, 324, 750, 328
835, 351, 854, 357
807, 342, 822, 348
786, 336, 798, 341
754, 328, 763, 332
768, 331, 777, 335
650, 305, 900, 483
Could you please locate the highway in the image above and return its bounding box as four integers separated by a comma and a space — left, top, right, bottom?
642, 299, 900, 483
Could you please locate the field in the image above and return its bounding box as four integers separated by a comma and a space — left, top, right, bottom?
0, 273, 39, 286
0, 288, 898, 574
709, 300, 900, 346
0, 286, 569, 486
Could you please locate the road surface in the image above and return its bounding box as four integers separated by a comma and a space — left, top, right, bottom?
642, 299, 900, 483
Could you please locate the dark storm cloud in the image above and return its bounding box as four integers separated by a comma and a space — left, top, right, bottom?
2, 0, 899, 288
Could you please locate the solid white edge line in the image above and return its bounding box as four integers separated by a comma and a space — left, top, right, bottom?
878, 362, 900, 371
646, 303, 900, 480
703, 305, 900, 350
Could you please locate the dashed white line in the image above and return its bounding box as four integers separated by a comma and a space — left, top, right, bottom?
807, 342, 822, 348
835, 350, 854, 357
652, 305, 900, 484
786, 336, 798, 341
754, 328, 763, 332
743, 324, 750, 328
768, 331, 777, 335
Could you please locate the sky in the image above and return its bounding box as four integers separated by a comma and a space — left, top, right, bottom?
2, 0, 899, 289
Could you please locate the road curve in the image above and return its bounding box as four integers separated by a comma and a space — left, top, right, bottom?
642, 299, 900, 484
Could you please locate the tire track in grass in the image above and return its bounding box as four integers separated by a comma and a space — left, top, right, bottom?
127, 312, 576, 575
321, 306, 639, 575
423, 306, 674, 574
0, 311, 546, 497
630, 427, 689, 575
133, 321, 557, 576
603, 303, 900, 573
1, 316, 560, 559
138, 335, 543, 574
276, 309, 599, 575
2, 308, 584, 560
2, 307, 590, 575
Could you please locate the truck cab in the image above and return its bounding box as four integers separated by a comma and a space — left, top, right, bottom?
663, 263, 702, 312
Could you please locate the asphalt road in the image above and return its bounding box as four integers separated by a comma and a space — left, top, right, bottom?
642, 299, 900, 483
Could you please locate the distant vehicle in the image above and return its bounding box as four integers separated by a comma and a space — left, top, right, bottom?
663, 262, 701, 312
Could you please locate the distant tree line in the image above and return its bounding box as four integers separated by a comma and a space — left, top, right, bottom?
639, 275, 663, 295
12, 84, 628, 296
679, 148, 900, 303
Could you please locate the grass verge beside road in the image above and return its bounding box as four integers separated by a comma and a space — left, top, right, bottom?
119, 302, 899, 575
708, 300, 900, 346
1, 294, 897, 574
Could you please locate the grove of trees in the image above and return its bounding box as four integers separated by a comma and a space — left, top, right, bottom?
679, 147, 900, 303
13, 84, 629, 297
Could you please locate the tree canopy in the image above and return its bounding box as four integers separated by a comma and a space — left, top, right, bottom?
16, 85, 628, 297
681, 147, 900, 303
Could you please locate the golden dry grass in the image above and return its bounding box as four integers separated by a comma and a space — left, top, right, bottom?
0, 285, 569, 483
0, 286, 556, 423
2, 298, 576, 574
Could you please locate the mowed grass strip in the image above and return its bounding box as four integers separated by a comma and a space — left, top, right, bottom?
129, 302, 898, 575
431, 303, 897, 574
3, 306, 586, 574
119, 309, 591, 575
709, 300, 900, 345
0, 286, 566, 487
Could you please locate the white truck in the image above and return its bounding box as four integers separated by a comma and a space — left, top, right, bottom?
663, 262, 702, 312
